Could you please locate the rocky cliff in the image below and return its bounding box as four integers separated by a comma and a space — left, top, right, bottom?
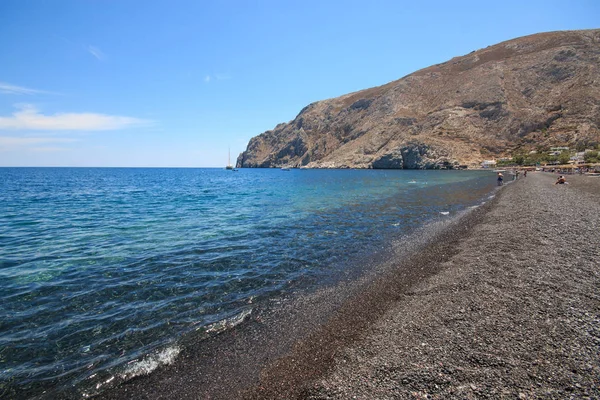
237, 29, 600, 169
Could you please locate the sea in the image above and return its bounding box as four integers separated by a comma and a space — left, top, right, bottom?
0, 167, 497, 399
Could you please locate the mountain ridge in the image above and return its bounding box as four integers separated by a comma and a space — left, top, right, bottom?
237, 29, 600, 169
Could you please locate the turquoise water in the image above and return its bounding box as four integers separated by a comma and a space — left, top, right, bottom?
0, 167, 496, 398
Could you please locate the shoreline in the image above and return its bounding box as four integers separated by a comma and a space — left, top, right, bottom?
2, 170, 495, 400
98, 173, 599, 399
305, 172, 600, 399
96, 179, 502, 399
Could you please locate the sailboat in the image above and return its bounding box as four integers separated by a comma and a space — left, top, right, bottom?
225, 148, 234, 170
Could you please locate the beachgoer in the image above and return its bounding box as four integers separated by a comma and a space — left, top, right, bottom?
523, 170, 527, 177
497, 172, 504, 186
555, 175, 566, 185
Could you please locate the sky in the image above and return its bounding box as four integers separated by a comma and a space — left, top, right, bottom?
0, 0, 598, 167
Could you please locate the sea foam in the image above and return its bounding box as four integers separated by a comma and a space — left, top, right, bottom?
120, 345, 181, 380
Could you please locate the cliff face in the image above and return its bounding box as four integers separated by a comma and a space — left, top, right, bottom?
238, 29, 600, 169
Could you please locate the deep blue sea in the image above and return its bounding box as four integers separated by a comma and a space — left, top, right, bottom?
0, 167, 497, 398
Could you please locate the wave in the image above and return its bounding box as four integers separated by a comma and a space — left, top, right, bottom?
119, 345, 181, 381
201, 308, 253, 335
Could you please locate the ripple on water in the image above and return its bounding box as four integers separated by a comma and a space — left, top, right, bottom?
0, 167, 497, 397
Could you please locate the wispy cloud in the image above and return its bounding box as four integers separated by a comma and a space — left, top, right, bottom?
30, 146, 70, 153
0, 82, 56, 95
0, 136, 77, 152
203, 74, 231, 83
0, 104, 152, 131
0, 136, 77, 146
87, 45, 106, 61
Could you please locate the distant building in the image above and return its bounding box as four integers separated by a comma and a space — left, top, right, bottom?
572, 152, 586, 164
481, 160, 496, 168
550, 147, 569, 151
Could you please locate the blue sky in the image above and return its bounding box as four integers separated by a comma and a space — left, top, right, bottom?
1, 0, 598, 167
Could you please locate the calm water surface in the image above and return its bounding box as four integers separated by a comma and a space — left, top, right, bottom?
0, 167, 496, 398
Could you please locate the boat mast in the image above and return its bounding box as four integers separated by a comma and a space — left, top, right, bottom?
226, 147, 234, 169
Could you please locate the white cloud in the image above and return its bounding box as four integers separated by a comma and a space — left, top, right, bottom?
87, 45, 106, 61
0, 104, 152, 131
0, 82, 55, 95
204, 75, 211, 83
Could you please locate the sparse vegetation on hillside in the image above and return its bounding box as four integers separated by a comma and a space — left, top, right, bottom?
497, 146, 600, 167
585, 151, 599, 163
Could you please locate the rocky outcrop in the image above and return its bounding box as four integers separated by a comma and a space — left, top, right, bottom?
371, 143, 453, 169
238, 29, 600, 169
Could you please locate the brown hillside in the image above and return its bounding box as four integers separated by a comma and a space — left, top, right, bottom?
238, 29, 600, 169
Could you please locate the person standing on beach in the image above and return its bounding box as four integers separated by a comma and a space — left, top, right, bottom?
497, 172, 504, 186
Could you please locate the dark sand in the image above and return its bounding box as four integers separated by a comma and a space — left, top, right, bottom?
98, 172, 600, 400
